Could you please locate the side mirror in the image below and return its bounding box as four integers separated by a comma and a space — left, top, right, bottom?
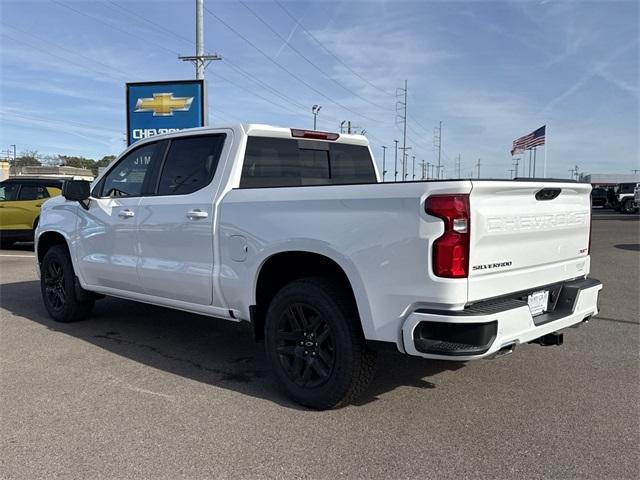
62, 180, 91, 202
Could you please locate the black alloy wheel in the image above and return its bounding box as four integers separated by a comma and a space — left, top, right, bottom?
40, 245, 94, 322
264, 277, 376, 409
275, 303, 335, 388
43, 258, 66, 313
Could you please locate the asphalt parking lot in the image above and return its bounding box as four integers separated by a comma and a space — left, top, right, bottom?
1, 209, 638, 479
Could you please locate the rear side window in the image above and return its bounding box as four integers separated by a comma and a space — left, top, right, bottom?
18, 185, 49, 200
157, 134, 226, 196
240, 137, 376, 188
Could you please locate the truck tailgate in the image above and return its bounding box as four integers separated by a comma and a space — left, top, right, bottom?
467, 181, 591, 302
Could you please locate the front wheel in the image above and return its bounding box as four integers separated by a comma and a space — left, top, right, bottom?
265, 277, 376, 409
622, 199, 638, 214
41, 245, 94, 322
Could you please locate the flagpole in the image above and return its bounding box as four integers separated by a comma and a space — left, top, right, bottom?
533, 147, 537, 177
543, 124, 548, 177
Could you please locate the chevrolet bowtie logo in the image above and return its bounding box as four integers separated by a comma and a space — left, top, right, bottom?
134, 92, 194, 116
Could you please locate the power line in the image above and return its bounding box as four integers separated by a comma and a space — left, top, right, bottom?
273, 0, 395, 98
50, 0, 181, 56
105, 0, 194, 47
204, 5, 380, 123
2, 23, 130, 79
238, 0, 388, 114
209, 70, 305, 116
0, 31, 123, 83
101, 0, 311, 114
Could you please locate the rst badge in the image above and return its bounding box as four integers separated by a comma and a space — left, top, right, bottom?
126, 80, 205, 145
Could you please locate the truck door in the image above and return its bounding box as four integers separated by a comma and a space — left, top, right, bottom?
137, 133, 227, 306
76, 141, 161, 293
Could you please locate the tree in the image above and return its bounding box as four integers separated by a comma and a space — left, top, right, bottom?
91, 155, 115, 175
14, 150, 41, 167
57, 155, 95, 170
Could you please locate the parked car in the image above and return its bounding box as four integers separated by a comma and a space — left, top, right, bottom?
590, 187, 607, 207
612, 182, 638, 213
0, 177, 63, 248
34, 124, 602, 409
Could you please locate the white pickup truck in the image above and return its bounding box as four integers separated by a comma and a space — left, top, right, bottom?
36, 124, 602, 409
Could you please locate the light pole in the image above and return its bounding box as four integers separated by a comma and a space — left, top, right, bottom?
312, 105, 322, 130
381, 146, 387, 182
394, 140, 399, 182
10, 144, 16, 164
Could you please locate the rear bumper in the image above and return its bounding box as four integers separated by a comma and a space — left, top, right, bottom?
402, 278, 602, 360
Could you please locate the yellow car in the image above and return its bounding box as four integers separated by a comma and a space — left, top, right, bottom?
0, 178, 63, 248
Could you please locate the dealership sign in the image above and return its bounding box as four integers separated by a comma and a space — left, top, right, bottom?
126, 80, 206, 145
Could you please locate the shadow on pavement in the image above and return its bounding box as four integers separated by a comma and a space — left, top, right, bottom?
592, 216, 639, 221
0, 242, 34, 252
0, 280, 463, 410
614, 243, 640, 252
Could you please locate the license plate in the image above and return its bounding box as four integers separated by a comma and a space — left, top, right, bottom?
528, 290, 549, 316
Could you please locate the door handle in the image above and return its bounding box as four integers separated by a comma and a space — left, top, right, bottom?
118, 209, 135, 218
187, 209, 208, 219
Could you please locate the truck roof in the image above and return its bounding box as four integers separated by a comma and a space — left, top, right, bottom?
130, 123, 370, 147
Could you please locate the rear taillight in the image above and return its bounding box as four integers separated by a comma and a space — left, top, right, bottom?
425, 194, 470, 278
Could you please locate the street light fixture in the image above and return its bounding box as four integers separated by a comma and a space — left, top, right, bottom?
312, 105, 322, 130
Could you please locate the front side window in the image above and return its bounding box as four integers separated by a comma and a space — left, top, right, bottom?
157, 134, 226, 196
0, 183, 20, 202
101, 143, 157, 198
18, 185, 49, 201
240, 137, 376, 188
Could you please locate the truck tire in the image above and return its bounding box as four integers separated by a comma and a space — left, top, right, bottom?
264, 277, 376, 409
622, 198, 638, 214
40, 245, 94, 322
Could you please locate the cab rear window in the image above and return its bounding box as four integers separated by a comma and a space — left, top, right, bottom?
240, 137, 376, 188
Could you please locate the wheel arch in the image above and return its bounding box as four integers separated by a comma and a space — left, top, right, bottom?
251, 250, 371, 341
37, 230, 70, 265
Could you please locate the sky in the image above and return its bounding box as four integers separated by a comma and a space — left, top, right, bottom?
0, 0, 638, 179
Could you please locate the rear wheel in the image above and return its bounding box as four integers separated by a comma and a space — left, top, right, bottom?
265, 277, 376, 409
41, 245, 94, 322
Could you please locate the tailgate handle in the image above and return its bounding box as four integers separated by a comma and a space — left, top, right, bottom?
535, 188, 561, 201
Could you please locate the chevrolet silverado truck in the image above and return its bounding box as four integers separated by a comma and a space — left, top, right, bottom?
35, 124, 602, 409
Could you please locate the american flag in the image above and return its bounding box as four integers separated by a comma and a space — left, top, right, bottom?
511, 125, 546, 155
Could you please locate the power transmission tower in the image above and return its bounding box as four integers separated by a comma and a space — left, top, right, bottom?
381, 146, 387, 182
476, 158, 481, 178
396, 80, 408, 178
179, 0, 221, 79
393, 140, 399, 181
433, 121, 442, 179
